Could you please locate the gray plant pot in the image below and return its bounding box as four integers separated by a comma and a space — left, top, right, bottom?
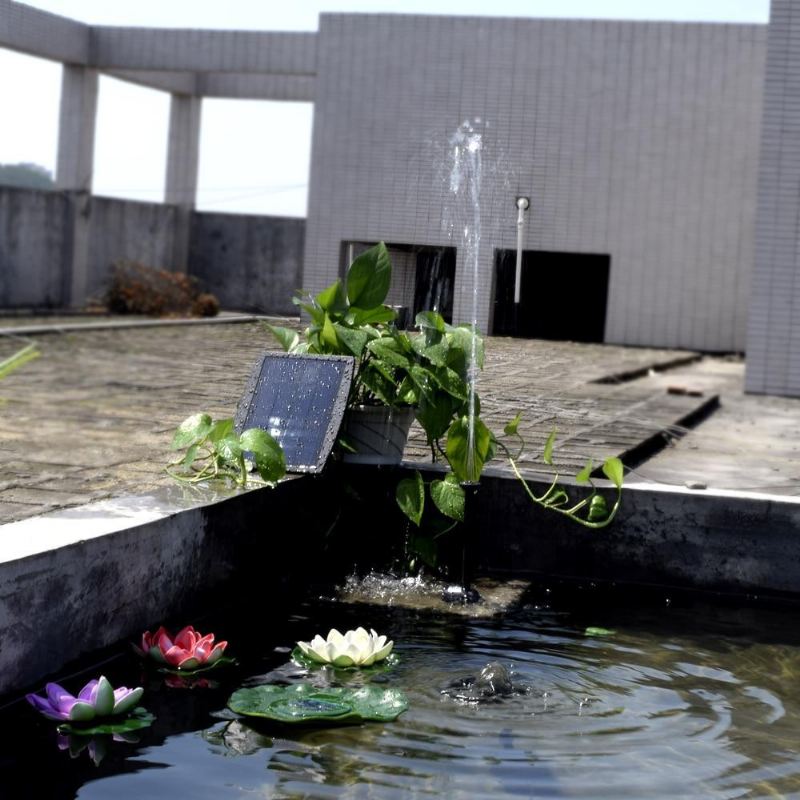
341, 405, 415, 464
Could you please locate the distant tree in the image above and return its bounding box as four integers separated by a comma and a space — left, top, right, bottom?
0, 162, 55, 190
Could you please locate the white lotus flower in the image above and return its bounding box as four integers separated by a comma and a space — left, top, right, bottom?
296, 627, 394, 667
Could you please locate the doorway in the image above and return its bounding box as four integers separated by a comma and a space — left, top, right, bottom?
492, 249, 610, 342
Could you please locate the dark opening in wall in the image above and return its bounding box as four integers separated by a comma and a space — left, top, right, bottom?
492, 249, 610, 343
343, 241, 456, 325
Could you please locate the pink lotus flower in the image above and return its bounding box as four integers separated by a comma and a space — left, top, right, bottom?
134, 625, 227, 671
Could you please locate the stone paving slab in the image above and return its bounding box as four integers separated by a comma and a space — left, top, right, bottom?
0, 319, 795, 525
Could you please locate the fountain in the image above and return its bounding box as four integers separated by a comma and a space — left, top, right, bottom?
447, 120, 484, 483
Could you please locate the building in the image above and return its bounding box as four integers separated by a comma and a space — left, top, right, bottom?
0, 0, 798, 395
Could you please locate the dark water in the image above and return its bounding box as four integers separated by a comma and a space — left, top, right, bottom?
3, 585, 800, 799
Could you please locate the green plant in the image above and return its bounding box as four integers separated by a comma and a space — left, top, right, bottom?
268, 244, 483, 462
166, 413, 285, 486
0, 342, 39, 380
396, 424, 624, 570
269, 242, 624, 572
500, 423, 623, 529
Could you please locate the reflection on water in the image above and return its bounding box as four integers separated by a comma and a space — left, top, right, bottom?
3, 587, 800, 799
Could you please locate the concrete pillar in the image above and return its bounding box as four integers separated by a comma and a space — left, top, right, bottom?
56, 65, 98, 308
165, 94, 202, 271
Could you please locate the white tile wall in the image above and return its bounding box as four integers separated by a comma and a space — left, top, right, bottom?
305, 14, 766, 351
746, 0, 800, 395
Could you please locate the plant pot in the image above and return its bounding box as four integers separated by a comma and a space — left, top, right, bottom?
341, 405, 415, 464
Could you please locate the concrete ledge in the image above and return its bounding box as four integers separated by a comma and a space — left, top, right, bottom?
0, 313, 287, 337
0, 476, 318, 697
469, 468, 800, 596
3, 463, 799, 697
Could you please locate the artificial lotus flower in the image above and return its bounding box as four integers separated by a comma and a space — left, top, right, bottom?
134, 625, 227, 671
26, 676, 143, 722
296, 627, 393, 667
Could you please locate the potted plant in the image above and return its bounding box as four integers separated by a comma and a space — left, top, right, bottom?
268, 242, 624, 574
267, 243, 480, 468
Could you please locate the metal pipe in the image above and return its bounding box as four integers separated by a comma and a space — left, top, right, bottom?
514, 196, 529, 304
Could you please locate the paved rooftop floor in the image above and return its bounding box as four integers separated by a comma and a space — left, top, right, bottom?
0, 318, 798, 525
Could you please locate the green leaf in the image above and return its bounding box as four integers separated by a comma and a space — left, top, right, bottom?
430, 474, 465, 521
0, 343, 39, 380
367, 339, 412, 369
291, 648, 399, 673
415, 311, 446, 333
575, 459, 594, 484
602, 457, 624, 489
396, 471, 424, 526
415, 393, 458, 442
228, 683, 408, 725
410, 333, 449, 367
585, 627, 616, 637
347, 306, 397, 326
295, 301, 325, 327
346, 242, 392, 309
316, 279, 348, 313
446, 416, 493, 483
157, 655, 237, 676
408, 533, 438, 568
408, 365, 437, 400
543, 488, 569, 508
207, 418, 234, 443
320, 313, 339, 351
216, 434, 243, 464
504, 412, 522, 437
239, 428, 286, 483
447, 325, 484, 371
543, 428, 557, 466
587, 494, 609, 521
172, 413, 212, 449
396, 376, 418, 405
432, 366, 468, 401
266, 324, 300, 353
359, 365, 397, 406
333, 324, 369, 357
181, 443, 199, 468
56, 708, 155, 736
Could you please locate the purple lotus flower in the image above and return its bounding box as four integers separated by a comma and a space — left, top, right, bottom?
26, 676, 143, 722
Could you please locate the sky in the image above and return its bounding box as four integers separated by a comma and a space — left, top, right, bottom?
0, 0, 771, 217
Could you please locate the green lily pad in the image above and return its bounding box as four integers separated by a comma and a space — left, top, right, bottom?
56, 707, 155, 736
290, 647, 398, 672
156, 656, 237, 676
228, 684, 408, 725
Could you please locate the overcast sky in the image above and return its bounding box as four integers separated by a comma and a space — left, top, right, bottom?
0, 0, 771, 216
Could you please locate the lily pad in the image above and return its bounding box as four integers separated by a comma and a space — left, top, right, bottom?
228, 684, 408, 725
290, 647, 398, 673
56, 707, 155, 736
156, 656, 237, 676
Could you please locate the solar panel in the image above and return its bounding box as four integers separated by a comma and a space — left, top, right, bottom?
234, 353, 354, 473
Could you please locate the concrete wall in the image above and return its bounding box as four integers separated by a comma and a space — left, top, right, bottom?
746, 0, 800, 396
0, 187, 68, 308
86, 195, 177, 302
0, 186, 304, 312
189, 212, 304, 314
304, 15, 766, 352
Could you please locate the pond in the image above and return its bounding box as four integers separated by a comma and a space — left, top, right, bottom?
3, 582, 800, 799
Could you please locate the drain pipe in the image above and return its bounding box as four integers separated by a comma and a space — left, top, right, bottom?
514, 196, 530, 305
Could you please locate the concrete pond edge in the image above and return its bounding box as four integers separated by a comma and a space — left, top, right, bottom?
0, 466, 798, 697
